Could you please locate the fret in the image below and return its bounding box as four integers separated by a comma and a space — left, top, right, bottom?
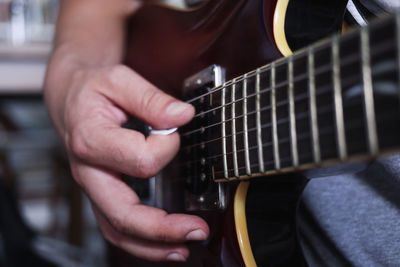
397, 13, 400, 106
245, 75, 259, 174
361, 27, 379, 155
231, 79, 239, 177
255, 69, 265, 172
233, 80, 246, 176
221, 83, 228, 178
292, 53, 314, 164
288, 56, 299, 167
271, 62, 281, 170
308, 47, 321, 163
332, 36, 347, 160
260, 68, 274, 171
242, 74, 251, 175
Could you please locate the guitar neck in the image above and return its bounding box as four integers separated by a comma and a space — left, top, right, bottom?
181, 12, 400, 182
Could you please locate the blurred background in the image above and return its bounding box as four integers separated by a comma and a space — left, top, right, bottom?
0, 1, 106, 266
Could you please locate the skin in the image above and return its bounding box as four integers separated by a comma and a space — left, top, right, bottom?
44, 0, 209, 262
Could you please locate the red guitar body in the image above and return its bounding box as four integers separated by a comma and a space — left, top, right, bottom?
111, 0, 348, 266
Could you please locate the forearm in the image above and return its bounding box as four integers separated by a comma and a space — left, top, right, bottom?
53, 0, 140, 66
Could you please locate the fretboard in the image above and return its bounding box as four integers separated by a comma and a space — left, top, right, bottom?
181, 12, 400, 182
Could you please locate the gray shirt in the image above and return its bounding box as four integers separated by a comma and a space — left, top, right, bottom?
298, 154, 400, 266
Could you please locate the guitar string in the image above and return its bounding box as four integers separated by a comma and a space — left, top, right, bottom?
179, 54, 398, 155
179, 68, 379, 153
181, 41, 396, 147
181, 77, 395, 168
180, 82, 335, 138
180, 103, 331, 151
211, 124, 378, 175
180, 115, 338, 167
180, 70, 364, 140
185, 154, 294, 179
181, 40, 394, 140
184, 124, 338, 173
185, 23, 395, 107
183, 41, 394, 132
180, 16, 398, 178
184, 36, 394, 109
180, 113, 384, 174
181, 96, 397, 173
211, 154, 294, 176
179, 54, 394, 150
184, 39, 334, 105
190, 71, 308, 120
189, 60, 331, 120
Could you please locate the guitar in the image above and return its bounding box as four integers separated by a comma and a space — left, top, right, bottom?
114, 1, 400, 266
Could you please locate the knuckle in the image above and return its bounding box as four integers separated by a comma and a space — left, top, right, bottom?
154, 228, 170, 242
109, 214, 129, 235
103, 229, 122, 248
153, 215, 175, 242
136, 154, 159, 178
69, 128, 90, 160
68, 164, 84, 187
140, 88, 167, 116
140, 89, 158, 114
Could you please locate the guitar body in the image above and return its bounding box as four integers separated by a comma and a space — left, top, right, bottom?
112, 0, 349, 266
125, 0, 347, 98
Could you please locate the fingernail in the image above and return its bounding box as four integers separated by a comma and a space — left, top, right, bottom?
166, 253, 186, 262
166, 101, 192, 116
186, 229, 207, 241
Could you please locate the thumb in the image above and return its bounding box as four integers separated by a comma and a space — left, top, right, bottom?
102, 65, 194, 129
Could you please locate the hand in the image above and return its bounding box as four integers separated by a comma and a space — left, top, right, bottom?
44, 64, 209, 262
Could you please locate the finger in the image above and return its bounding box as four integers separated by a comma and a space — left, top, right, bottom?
92, 206, 189, 262
74, 163, 209, 243
100, 65, 194, 129
70, 118, 181, 177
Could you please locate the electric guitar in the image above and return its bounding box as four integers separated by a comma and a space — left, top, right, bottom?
114, 1, 400, 266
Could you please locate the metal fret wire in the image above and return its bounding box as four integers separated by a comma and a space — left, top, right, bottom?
231, 79, 239, 177
308, 46, 321, 163
243, 74, 251, 175
361, 27, 379, 155
288, 56, 299, 167
332, 35, 348, 159
270, 62, 281, 170
221, 84, 228, 178
396, 14, 400, 116
180, 38, 395, 138
255, 69, 265, 172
